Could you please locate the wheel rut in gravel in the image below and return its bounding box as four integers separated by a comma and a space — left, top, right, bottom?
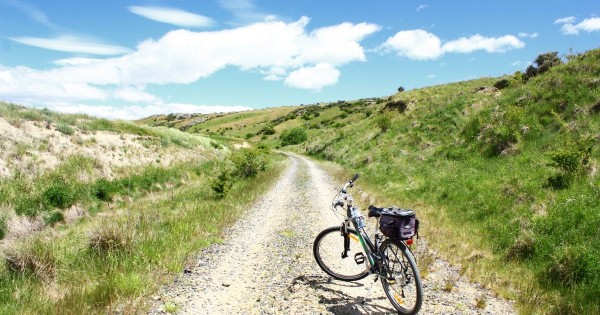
149, 153, 516, 314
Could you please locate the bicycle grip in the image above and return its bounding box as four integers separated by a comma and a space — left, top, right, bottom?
351, 173, 360, 182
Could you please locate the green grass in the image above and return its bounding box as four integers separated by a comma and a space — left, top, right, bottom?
283, 48, 600, 314
0, 151, 286, 314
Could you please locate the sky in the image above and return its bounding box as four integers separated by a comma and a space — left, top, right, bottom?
0, 0, 599, 120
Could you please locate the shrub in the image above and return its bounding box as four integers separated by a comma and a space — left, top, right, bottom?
42, 182, 76, 209
260, 126, 276, 135
43, 210, 65, 226
92, 179, 116, 201
230, 148, 268, 178
384, 100, 408, 113
210, 165, 233, 199
535, 51, 562, 74
545, 135, 593, 189
525, 51, 562, 80
494, 78, 510, 90
375, 113, 392, 132
55, 123, 74, 135
397, 86, 405, 93
280, 127, 307, 146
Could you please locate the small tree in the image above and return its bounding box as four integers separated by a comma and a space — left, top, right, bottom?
397, 86, 405, 93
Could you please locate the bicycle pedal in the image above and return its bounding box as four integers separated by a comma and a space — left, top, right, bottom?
354, 252, 365, 264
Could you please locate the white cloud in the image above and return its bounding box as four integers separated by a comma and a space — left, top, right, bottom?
0, 17, 379, 109
426, 74, 436, 79
558, 17, 600, 35
114, 86, 162, 103
442, 34, 524, 53
10, 35, 131, 55
218, 0, 269, 24
53, 57, 103, 66
128, 6, 215, 28
518, 32, 538, 38
0, 65, 108, 104
416, 4, 430, 12
379, 29, 443, 60
43, 103, 252, 120
554, 16, 576, 24
284, 63, 340, 90
5, 0, 56, 28
379, 29, 524, 60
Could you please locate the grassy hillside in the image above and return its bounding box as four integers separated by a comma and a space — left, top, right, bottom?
295, 49, 600, 314
0, 103, 285, 313
144, 48, 600, 314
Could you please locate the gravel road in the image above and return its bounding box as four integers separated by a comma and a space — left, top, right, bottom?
149, 153, 516, 314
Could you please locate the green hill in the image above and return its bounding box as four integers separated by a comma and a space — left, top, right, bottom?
141, 48, 600, 314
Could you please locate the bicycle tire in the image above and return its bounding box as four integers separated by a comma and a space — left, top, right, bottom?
379, 239, 423, 315
313, 226, 370, 281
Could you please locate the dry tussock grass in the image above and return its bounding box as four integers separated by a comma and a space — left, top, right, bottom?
3, 240, 56, 281
88, 218, 138, 253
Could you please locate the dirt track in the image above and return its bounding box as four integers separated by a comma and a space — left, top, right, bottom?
149, 153, 515, 314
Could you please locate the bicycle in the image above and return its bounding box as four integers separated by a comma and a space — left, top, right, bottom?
313, 174, 423, 315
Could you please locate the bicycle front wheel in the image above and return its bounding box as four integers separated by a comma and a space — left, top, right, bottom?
313, 226, 370, 281
380, 239, 423, 315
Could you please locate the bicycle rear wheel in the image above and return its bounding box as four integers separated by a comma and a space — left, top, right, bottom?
313, 226, 370, 281
379, 239, 422, 315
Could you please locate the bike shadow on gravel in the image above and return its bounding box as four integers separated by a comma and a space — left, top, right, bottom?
290, 275, 397, 315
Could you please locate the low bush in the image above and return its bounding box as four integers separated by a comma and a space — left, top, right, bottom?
494, 78, 510, 90
92, 179, 116, 202
210, 164, 233, 199
230, 148, 268, 178
42, 182, 77, 209
384, 100, 408, 113
375, 113, 392, 132
280, 127, 307, 146
55, 123, 74, 135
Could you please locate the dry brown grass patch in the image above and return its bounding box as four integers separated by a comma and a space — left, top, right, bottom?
3, 240, 57, 281
88, 219, 138, 253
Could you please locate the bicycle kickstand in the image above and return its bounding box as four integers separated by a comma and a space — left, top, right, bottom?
360, 274, 380, 305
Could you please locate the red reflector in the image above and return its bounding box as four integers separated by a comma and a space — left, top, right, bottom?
406, 238, 413, 245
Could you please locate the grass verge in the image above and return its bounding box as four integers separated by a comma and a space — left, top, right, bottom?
0, 151, 286, 314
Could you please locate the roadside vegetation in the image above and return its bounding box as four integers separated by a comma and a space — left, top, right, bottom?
153, 48, 600, 314
0, 104, 285, 313
295, 49, 600, 314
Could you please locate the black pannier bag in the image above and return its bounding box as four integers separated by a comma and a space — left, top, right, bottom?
379, 207, 418, 240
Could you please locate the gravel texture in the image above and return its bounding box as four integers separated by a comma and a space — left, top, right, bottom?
148, 153, 516, 314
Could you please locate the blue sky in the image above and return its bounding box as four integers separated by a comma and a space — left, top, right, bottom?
0, 0, 598, 120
